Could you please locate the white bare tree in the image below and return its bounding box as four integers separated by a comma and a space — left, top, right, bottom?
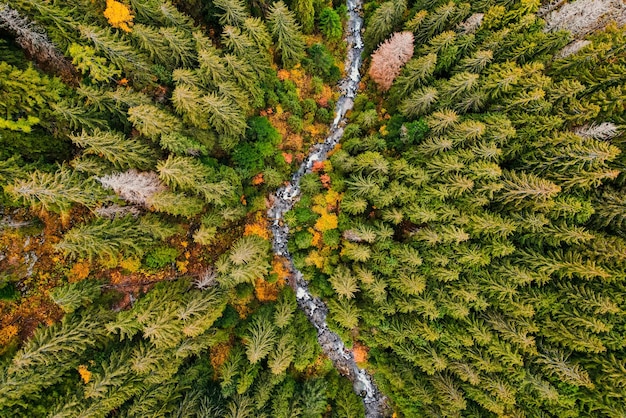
574, 122, 619, 141
98, 170, 166, 207
543, 0, 626, 38
0, 3, 74, 76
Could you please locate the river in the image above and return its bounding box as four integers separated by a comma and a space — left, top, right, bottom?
267, 0, 388, 416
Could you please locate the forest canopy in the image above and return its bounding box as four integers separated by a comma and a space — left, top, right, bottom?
1, 0, 626, 417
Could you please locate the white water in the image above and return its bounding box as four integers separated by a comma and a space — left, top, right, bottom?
267, 0, 388, 416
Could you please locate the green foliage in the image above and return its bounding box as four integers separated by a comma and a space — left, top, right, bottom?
268, 1, 306, 68
50, 280, 102, 313
319, 7, 343, 41
302, 43, 341, 83
144, 246, 179, 269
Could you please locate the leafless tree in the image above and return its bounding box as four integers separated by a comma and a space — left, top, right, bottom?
0, 3, 76, 81
98, 170, 166, 207
574, 122, 619, 141
543, 0, 626, 38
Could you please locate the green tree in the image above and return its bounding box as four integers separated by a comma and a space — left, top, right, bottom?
363, 0, 406, 52
6, 166, 103, 213
69, 128, 155, 170
319, 7, 342, 41
245, 316, 277, 364
268, 1, 306, 68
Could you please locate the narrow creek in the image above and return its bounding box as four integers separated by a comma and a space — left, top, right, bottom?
267, 0, 388, 416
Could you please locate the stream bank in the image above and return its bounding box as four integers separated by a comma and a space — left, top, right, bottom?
268, 0, 388, 416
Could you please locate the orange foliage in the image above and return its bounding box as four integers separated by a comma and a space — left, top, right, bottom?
327, 143, 341, 157
283, 134, 303, 151
320, 174, 331, 189
271, 256, 291, 283
311, 229, 323, 249
109, 270, 124, 285
312, 161, 325, 172
210, 341, 232, 377
68, 261, 90, 283
254, 277, 282, 302
282, 152, 293, 164
353, 342, 369, 364
251, 173, 264, 186
277, 69, 290, 81
104, 0, 134, 32
0, 325, 18, 349
78, 365, 92, 384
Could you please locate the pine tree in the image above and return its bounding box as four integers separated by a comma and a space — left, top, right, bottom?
267, 1, 306, 68
69, 128, 155, 170
245, 316, 277, 363
363, 0, 407, 52
319, 7, 342, 41
293, 0, 314, 34
268, 334, 295, 374
50, 280, 102, 313
127, 104, 183, 139
6, 166, 103, 213
55, 216, 158, 260
213, 0, 249, 27
78, 24, 151, 76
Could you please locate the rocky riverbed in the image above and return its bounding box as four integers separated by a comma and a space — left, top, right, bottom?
267, 0, 389, 416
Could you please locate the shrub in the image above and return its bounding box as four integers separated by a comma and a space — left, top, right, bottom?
144, 246, 179, 269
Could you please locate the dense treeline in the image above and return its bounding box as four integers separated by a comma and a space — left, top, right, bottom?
0, 0, 343, 345
0, 239, 364, 417
288, 0, 626, 416
0, 0, 363, 415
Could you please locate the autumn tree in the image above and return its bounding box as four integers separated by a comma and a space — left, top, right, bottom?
368, 31, 414, 91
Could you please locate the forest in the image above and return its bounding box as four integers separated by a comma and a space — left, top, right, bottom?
1, 0, 626, 416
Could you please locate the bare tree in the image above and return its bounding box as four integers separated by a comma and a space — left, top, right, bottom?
543, 0, 626, 38
0, 3, 76, 82
457, 13, 483, 35
98, 170, 166, 207
193, 267, 217, 290
574, 122, 619, 141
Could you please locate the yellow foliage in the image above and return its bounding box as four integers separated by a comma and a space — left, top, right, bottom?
352, 342, 368, 364
305, 250, 325, 269
104, 0, 134, 32
310, 228, 323, 249
324, 189, 342, 208
119, 257, 141, 273
78, 365, 92, 384
176, 260, 189, 274
0, 325, 18, 347
314, 211, 338, 232
68, 261, 90, 283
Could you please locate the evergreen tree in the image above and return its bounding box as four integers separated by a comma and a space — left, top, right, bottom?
267, 1, 306, 68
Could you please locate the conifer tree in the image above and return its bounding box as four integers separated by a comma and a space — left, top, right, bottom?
267, 1, 306, 68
